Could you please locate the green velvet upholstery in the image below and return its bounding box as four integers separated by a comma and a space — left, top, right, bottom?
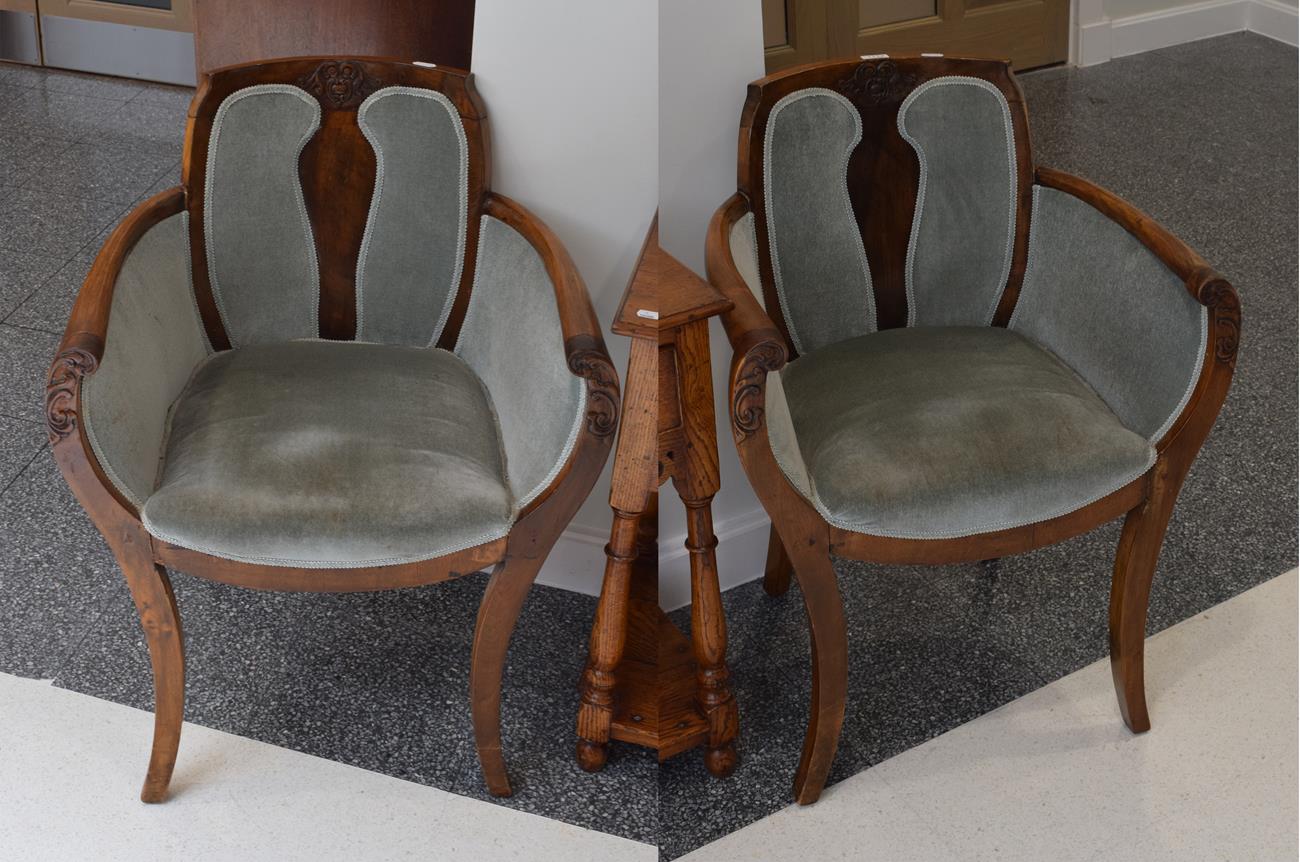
897, 77, 1017, 327
204, 84, 321, 346
356, 86, 469, 347
764, 87, 875, 354
82, 212, 212, 508
1010, 185, 1207, 442
141, 340, 513, 567
456, 215, 585, 509
778, 327, 1154, 539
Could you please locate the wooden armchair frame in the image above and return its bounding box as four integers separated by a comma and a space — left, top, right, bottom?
44, 57, 619, 802
706, 56, 1240, 805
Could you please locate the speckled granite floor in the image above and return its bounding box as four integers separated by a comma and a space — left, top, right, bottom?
0, 32, 1294, 861
658, 32, 1299, 861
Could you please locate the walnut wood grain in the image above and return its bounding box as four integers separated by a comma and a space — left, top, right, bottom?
182, 57, 489, 349
707, 101, 1240, 805
193, 0, 475, 75
737, 55, 1034, 350
48, 58, 616, 802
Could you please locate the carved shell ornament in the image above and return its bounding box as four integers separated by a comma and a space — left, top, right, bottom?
45, 347, 99, 444
297, 61, 380, 110
837, 59, 919, 105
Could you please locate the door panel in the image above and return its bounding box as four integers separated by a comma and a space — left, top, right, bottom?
765, 0, 1068, 72
0, 0, 41, 64
860, 0, 936, 28
35, 0, 196, 84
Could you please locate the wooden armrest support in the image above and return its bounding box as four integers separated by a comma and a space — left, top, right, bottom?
1034, 167, 1238, 312
706, 194, 788, 368
1035, 167, 1240, 458
706, 193, 790, 442
482, 193, 618, 414
59, 187, 186, 367
47, 187, 185, 450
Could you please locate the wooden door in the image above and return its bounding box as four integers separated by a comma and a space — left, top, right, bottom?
764, 0, 1068, 72
193, 0, 475, 75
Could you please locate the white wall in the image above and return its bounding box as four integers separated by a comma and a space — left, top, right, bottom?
658, 0, 767, 609
472, 0, 658, 595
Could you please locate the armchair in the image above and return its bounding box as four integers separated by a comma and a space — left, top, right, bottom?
44, 57, 618, 802
706, 56, 1239, 805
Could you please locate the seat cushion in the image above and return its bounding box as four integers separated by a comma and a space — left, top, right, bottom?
780, 326, 1155, 539
142, 340, 512, 568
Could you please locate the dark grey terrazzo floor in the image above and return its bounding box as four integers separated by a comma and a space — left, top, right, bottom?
0, 61, 658, 844
658, 31, 1299, 861
0, 32, 1294, 860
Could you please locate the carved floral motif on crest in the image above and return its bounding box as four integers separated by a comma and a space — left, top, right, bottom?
297, 61, 381, 110
837, 59, 918, 106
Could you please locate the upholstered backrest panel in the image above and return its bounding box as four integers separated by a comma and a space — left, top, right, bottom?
456, 215, 585, 510
898, 76, 1017, 327
764, 88, 876, 354
356, 86, 469, 347
204, 84, 321, 346
82, 213, 212, 507
1010, 185, 1207, 441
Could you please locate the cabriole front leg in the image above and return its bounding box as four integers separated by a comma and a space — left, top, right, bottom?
1109, 460, 1180, 733
115, 528, 186, 803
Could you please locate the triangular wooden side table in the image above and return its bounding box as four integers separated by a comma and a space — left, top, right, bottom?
574, 216, 738, 775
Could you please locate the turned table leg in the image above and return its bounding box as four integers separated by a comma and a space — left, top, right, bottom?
672, 318, 738, 776
685, 498, 738, 776
575, 510, 640, 771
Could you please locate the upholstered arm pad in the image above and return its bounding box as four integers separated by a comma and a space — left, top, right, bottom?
456, 210, 588, 512
1009, 172, 1222, 443
70, 190, 212, 508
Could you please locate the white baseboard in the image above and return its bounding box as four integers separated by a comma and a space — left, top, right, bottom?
659, 507, 771, 610
533, 522, 610, 596
1078, 0, 1297, 65
1248, 0, 1300, 44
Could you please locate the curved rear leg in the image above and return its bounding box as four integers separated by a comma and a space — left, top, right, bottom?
763, 524, 794, 597
470, 554, 545, 797
1110, 464, 1178, 733
116, 531, 185, 803
783, 528, 846, 805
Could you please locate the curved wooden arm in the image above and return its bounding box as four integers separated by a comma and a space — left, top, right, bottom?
706, 193, 790, 444
1035, 167, 1233, 308
483, 192, 613, 390
47, 187, 185, 452
1035, 166, 1239, 465
47, 187, 185, 522
55, 187, 186, 372
482, 192, 619, 519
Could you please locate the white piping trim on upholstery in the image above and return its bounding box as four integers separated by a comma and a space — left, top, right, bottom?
1150, 310, 1207, 443
455, 213, 494, 353
180, 211, 213, 355
140, 513, 511, 569
763, 87, 875, 354
455, 213, 587, 510
83, 214, 214, 509
203, 84, 321, 347
1011, 184, 1210, 444
801, 447, 1157, 541
355, 86, 469, 347
516, 385, 586, 511
82, 378, 145, 510
897, 76, 1017, 327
